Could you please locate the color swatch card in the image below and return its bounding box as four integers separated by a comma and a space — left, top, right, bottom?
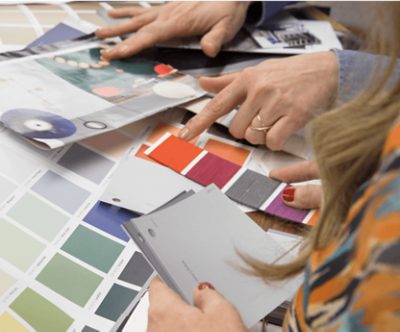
124, 185, 303, 328
0, 35, 204, 149
0, 122, 157, 331
100, 156, 201, 214
145, 133, 315, 224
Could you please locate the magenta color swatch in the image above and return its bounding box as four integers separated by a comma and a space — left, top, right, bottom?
265, 188, 309, 223
186, 153, 241, 189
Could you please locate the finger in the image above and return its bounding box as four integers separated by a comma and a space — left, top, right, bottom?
200, 19, 234, 57
96, 13, 155, 39
281, 185, 321, 210
179, 79, 246, 140
265, 116, 302, 151
229, 96, 261, 139
148, 277, 190, 309
193, 282, 227, 314
242, 110, 269, 145
199, 73, 238, 94
101, 27, 160, 59
269, 160, 319, 183
107, 6, 149, 18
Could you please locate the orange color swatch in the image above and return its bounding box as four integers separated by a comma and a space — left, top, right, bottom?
204, 139, 250, 166
135, 144, 155, 163
148, 135, 203, 172
307, 210, 319, 226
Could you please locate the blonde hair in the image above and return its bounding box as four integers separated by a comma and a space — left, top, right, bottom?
245, 2, 400, 280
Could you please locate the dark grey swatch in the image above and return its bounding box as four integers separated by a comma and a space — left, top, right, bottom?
95, 284, 138, 321
82, 326, 99, 332
58, 144, 114, 184
118, 251, 153, 287
32, 171, 89, 214
225, 170, 280, 209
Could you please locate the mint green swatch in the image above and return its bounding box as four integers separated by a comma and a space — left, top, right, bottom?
61, 225, 124, 273
36, 254, 102, 306
10, 288, 73, 332
0, 219, 44, 271
8, 193, 69, 242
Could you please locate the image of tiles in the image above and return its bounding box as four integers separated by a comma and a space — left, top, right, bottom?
0, 131, 154, 331
145, 133, 314, 223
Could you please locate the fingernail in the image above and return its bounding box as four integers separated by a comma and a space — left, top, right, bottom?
178, 127, 190, 140
198, 282, 214, 291
282, 187, 295, 202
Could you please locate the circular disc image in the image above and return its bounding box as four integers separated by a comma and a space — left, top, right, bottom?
152, 81, 196, 99
1, 109, 76, 139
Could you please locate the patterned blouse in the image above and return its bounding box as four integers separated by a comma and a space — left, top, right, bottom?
284, 121, 400, 331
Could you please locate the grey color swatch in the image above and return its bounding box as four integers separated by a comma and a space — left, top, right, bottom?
32, 171, 89, 214
0, 175, 16, 204
225, 169, 280, 208
82, 326, 99, 332
58, 144, 114, 184
118, 252, 154, 287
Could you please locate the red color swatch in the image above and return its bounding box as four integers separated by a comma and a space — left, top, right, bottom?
186, 153, 240, 189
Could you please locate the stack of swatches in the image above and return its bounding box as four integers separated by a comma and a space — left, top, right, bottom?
144, 133, 315, 224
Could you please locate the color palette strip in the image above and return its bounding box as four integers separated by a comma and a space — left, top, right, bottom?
145, 134, 314, 224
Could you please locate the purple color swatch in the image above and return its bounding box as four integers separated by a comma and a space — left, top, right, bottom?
186, 153, 240, 189
83, 201, 139, 242
265, 188, 309, 223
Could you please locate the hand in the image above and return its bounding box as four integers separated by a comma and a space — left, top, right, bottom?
147, 277, 247, 332
269, 160, 321, 209
96, 2, 250, 60
179, 52, 338, 151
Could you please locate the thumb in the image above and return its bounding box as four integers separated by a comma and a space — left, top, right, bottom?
200, 20, 233, 57
193, 282, 227, 314
282, 185, 322, 210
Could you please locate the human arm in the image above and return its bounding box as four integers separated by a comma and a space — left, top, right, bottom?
179, 51, 338, 150
334, 49, 400, 103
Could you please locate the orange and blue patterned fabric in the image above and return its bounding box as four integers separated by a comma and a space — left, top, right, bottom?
284, 120, 400, 331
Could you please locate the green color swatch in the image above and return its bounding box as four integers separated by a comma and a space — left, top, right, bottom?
10, 288, 73, 332
96, 284, 138, 321
36, 254, 102, 306
0, 219, 44, 271
61, 225, 124, 273
8, 193, 69, 242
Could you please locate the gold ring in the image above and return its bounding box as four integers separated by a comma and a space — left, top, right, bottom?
249, 125, 272, 132
250, 114, 272, 132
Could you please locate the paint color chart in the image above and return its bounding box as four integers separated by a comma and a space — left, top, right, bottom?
0, 123, 156, 331
0, 2, 119, 52
145, 133, 315, 224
